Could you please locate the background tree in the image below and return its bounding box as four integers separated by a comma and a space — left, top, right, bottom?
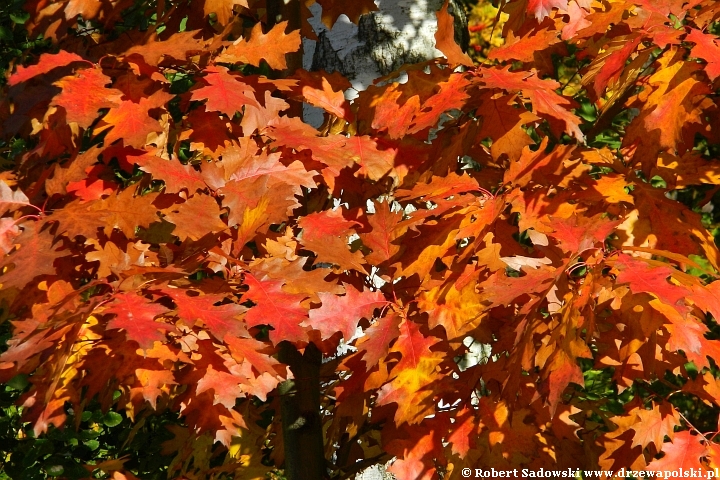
4, 1, 720, 480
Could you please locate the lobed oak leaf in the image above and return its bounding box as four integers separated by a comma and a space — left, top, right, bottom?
623, 53, 710, 173
304, 283, 388, 341
343, 135, 397, 182
397, 171, 480, 203
299, 208, 360, 243
480, 265, 557, 307
99, 92, 171, 148
112, 72, 158, 103
134, 368, 177, 409
240, 91, 290, 135
561, 1, 591, 40
196, 364, 245, 409
105, 292, 174, 349
85, 239, 132, 277
47, 198, 108, 240
650, 299, 720, 371
575, 174, 634, 204
434, 0, 473, 67
243, 274, 309, 344
524, 87, 584, 142
630, 403, 680, 451
300, 75, 351, 120
215, 155, 314, 230
224, 335, 283, 378
654, 151, 720, 188
628, 183, 720, 271
162, 195, 227, 241
8, 50, 90, 86
50, 69, 123, 128
228, 151, 315, 189
216, 21, 301, 70
191, 66, 259, 118
688, 281, 720, 327
359, 200, 406, 265
407, 73, 471, 135
418, 281, 487, 342
386, 428, 439, 480
446, 407, 478, 459
612, 254, 689, 307
528, 0, 569, 20
375, 320, 444, 424
135, 155, 206, 194
0, 180, 32, 215
315, 0, 378, 28
203, 0, 249, 25
688, 28, 720, 81
478, 67, 584, 142
647, 431, 708, 472
298, 209, 367, 273
488, 27, 560, 63
0, 323, 72, 380
164, 290, 246, 341
362, 86, 421, 139
265, 121, 353, 191
356, 313, 401, 370
477, 93, 540, 162
125, 30, 207, 66
0, 218, 20, 254
546, 213, 620, 254
182, 107, 236, 154
591, 35, 643, 97
87, 188, 161, 237
0, 223, 66, 290
65, 168, 117, 202
544, 350, 585, 416
395, 216, 462, 281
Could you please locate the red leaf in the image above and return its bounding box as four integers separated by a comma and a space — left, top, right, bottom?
527, 0, 569, 20
0, 223, 66, 290
0, 218, 20, 254
196, 364, 245, 409
135, 155, 207, 194
434, 0, 473, 67
304, 283, 388, 341
105, 293, 174, 349
9, 51, 89, 86
0, 180, 32, 215
356, 313, 402, 370
216, 22, 301, 70
191, 66, 259, 118
613, 254, 689, 307
224, 335, 283, 377
688, 28, 720, 81
164, 290, 247, 341
647, 431, 707, 471
51, 69, 122, 128
243, 274, 309, 344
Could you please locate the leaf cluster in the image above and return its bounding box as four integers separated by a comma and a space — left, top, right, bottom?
4, 0, 720, 478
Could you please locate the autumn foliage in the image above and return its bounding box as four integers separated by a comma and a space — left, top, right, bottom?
4, 0, 720, 478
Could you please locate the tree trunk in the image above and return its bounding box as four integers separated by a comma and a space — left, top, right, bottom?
278, 341, 326, 480
303, 0, 469, 126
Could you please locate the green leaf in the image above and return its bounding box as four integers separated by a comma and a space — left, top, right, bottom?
83, 439, 100, 451
46, 465, 64, 477
103, 411, 123, 427
9, 12, 29, 24
0, 26, 13, 42
6, 374, 28, 391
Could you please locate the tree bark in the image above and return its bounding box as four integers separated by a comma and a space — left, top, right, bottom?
278, 341, 326, 480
